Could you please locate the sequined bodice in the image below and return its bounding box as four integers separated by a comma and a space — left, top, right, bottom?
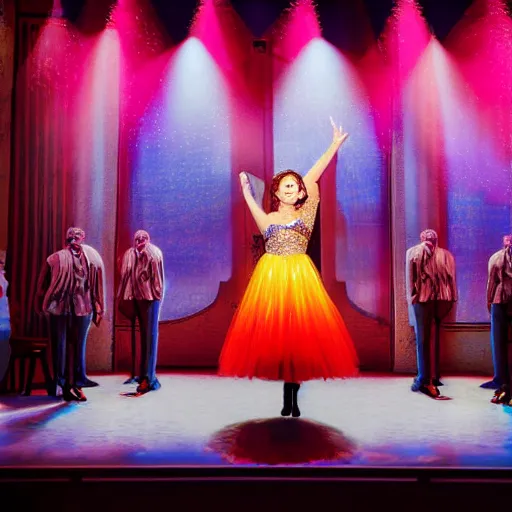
264, 197, 319, 256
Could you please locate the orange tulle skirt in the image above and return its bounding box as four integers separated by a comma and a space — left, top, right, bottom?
218, 253, 359, 382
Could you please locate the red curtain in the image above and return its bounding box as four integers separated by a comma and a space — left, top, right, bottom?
6, 18, 74, 336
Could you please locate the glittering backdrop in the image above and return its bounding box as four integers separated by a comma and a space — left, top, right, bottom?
112, 0, 261, 368
272, 2, 391, 322
128, 38, 232, 320
386, 0, 512, 373
397, 0, 512, 323
442, 0, 512, 321
70, 28, 120, 370
115, 0, 245, 326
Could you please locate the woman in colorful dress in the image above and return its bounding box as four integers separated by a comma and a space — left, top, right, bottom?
219, 118, 359, 417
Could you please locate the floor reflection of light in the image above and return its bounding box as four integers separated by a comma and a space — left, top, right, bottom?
0, 402, 64, 424
1, 375, 512, 468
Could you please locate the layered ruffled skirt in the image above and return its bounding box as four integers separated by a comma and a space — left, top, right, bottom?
218, 253, 359, 382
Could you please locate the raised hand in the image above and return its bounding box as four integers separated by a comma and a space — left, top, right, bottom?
238, 171, 269, 234
330, 116, 348, 146
239, 171, 252, 193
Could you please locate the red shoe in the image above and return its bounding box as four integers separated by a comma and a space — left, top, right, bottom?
419, 384, 440, 399
62, 385, 87, 402
491, 386, 510, 405
72, 387, 87, 402
136, 377, 150, 395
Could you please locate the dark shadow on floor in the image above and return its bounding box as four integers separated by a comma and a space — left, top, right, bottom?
207, 417, 357, 465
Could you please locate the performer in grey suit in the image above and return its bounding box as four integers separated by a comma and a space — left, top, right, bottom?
485, 235, 512, 405
35, 227, 105, 401
117, 230, 165, 395
406, 229, 457, 399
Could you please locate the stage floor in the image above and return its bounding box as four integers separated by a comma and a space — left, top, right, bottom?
1, 373, 511, 468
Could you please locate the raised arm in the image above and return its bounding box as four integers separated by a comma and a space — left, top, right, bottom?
303, 117, 349, 198
239, 172, 270, 234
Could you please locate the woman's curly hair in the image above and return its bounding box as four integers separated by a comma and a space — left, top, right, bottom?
269, 170, 308, 212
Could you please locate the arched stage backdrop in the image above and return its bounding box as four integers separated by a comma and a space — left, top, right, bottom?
4, 0, 512, 374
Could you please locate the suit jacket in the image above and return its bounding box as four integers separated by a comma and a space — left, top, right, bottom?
406, 243, 457, 325
487, 248, 512, 306
117, 244, 165, 319
35, 244, 106, 326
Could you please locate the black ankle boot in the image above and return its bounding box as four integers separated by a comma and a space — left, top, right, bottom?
281, 383, 292, 416
291, 383, 301, 417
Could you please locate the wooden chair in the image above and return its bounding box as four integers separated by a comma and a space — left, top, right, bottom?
1, 336, 53, 396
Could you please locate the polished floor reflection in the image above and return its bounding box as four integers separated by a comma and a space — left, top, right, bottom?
1, 373, 511, 467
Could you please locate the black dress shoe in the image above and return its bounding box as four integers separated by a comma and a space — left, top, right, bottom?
432, 378, 443, 386
81, 378, 99, 388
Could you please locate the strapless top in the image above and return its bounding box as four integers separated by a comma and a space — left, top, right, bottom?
264, 196, 319, 256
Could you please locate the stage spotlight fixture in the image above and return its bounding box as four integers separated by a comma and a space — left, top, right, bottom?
60, 0, 85, 22
252, 39, 267, 53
